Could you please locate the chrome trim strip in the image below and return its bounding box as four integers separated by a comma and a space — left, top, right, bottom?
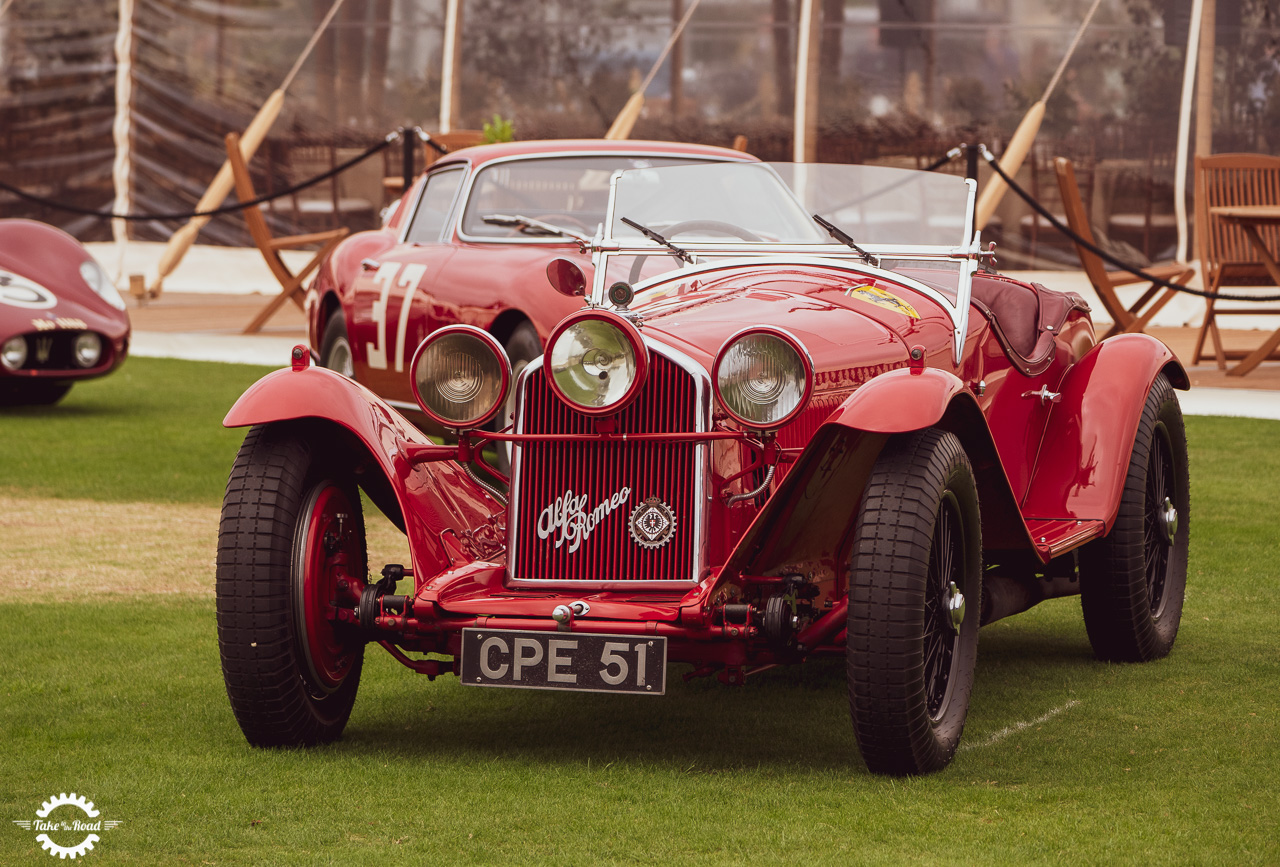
504, 354, 541, 583
505, 340, 711, 590
386, 398, 420, 413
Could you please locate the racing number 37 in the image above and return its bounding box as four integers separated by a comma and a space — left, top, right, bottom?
460, 628, 668, 695
366, 262, 428, 372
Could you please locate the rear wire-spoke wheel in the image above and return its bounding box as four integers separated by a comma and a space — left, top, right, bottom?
1080, 373, 1189, 662
846, 429, 982, 775
216, 425, 367, 746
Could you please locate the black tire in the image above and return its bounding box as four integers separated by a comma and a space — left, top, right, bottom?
216, 425, 367, 747
0, 381, 71, 406
493, 322, 540, 474
320, 309, 354, 378
846, 429, 983, 776
1080, 373, 1189, 662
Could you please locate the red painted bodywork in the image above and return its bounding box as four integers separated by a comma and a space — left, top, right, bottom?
0, 220, 130, 386
305, 139, 755, 408
225, 222, 1182, 676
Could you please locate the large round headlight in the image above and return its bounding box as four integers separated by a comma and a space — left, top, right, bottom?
545, 311, 648, 416
712, 327, 813, 430
2, 336, 28, 371
79, 259, 126, 311
410, 325, 511, 429
73, 332, 103, 368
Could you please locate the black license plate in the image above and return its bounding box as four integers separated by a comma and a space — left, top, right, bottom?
460, 628, 666, 695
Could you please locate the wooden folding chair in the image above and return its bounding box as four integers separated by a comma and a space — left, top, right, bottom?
224, 131, 349, 334
1054, 157, 1194, 339
1192, 153, 1280, 373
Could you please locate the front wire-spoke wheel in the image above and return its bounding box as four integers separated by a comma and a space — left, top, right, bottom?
846, 429, 982, 775
923, 490, 963, 721
216, 425, 367, 746
1080, 373, 1189, 662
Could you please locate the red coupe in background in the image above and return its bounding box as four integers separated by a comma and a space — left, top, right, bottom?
222, 160, 1189, 775
305, 139, 754, 421
1, 219, 130, 405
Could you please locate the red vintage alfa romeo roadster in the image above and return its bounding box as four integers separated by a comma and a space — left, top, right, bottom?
216, 161, 1190, 775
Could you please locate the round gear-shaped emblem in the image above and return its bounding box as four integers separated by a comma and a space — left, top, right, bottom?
33, 793, 101, 860
629, 497, 677, 549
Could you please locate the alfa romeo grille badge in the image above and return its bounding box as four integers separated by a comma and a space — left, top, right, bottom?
629, 497, 677, 549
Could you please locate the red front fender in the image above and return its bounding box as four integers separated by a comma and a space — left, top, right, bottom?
1022, 333, 1188, 529
823, 366, 969, 432
720, 364, 1033, 587
224, 365, 505, 586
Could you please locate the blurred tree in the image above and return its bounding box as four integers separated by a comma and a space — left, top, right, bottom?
457, 0, 635, 123
1106, 0, 1279, 152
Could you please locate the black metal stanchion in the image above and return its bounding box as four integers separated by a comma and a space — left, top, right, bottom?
402, 127, 415, 193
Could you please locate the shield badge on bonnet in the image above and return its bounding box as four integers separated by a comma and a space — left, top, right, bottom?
629, 497, 677, 549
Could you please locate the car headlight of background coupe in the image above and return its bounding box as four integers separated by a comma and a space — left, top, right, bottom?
79, 259, 127, 311
1, 335, 28, 371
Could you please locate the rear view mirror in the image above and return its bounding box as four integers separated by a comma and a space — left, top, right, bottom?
546, 258, 587, 298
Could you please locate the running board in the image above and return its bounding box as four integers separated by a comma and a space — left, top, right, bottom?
1024, 518, 1106, 560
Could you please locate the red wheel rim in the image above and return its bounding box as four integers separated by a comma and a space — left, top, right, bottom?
294, 483, 361, 692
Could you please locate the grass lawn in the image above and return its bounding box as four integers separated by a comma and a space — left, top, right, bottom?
1, 358, 1277, 864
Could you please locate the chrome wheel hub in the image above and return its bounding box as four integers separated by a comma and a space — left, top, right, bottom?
947, 581, 966, 630
1159, 496, 1178, 544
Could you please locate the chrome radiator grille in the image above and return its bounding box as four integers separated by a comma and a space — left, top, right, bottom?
509, 351, 703, 586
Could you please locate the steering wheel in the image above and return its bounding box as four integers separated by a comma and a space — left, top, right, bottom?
662, 220, 763, 242
532, 213, 594, 233
626, 220, 764, 283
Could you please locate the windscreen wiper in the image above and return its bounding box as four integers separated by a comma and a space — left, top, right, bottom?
620, 217, 694, 264
813, 214, 878, 266
482, 214, 593, 244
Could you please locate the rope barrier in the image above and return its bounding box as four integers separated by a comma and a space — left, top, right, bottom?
0, 131, 400, 222
923, 146, 963, 173
10, 131, 1274, 307
977, 143, 1280, 303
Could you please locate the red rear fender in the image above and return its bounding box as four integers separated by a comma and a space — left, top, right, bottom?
1022, 334, 1187, 529
225, 366, 505, 584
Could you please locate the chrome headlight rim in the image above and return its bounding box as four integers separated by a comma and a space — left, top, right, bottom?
409, 325, 512, 430
712, 325, 814, 431
543, 309, 650, 417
